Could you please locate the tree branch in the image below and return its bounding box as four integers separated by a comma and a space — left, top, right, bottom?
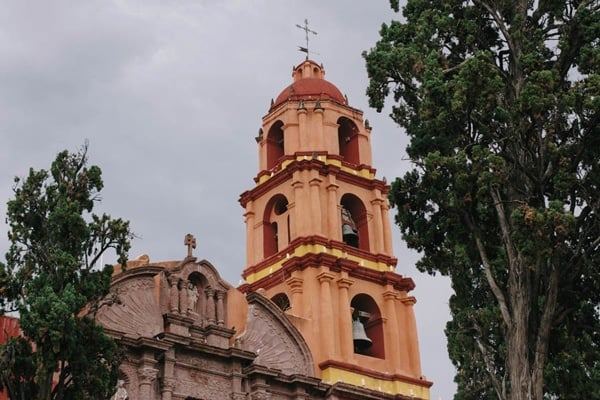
473, 320, 506, 400
472, 227, 513, 329
472, 0, 516, 64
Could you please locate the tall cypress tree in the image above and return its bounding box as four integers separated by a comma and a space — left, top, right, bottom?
364, 1, 600, 399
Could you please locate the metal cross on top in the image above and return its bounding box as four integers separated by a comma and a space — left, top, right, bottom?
184, 233, 196, 257
296, 18, 317, 59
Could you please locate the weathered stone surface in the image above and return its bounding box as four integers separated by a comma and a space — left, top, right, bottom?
238, 292, 314, 377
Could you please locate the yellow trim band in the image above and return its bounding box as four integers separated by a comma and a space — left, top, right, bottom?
245, 243, 393, 284
257, 156, 374, 184
321, 366, 430, 399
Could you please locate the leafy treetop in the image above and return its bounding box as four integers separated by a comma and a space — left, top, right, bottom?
0, 145, 133, 400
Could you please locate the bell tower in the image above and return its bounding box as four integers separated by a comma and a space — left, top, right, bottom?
239, 60, 432, 399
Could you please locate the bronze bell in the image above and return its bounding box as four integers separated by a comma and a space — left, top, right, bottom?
342, 224, 359, 247
352, 318, 372, 350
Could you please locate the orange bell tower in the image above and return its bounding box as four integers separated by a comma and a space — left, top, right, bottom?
239, 59, 432, 399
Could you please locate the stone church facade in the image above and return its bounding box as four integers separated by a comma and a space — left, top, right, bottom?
97, 253, 419, 399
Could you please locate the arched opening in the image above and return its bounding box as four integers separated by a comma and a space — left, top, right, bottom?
271, 293, 291, 312
266, 120, 285, 170
337, 117, 359, 165
351, 294, 384, 359
263, 194, 289, 258
340, 194, 369, 251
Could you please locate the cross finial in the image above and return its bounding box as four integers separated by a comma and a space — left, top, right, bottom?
296, 18, 317, 59
184, 233, 196, 257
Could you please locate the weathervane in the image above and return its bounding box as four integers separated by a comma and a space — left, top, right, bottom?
296, 18, 318, 59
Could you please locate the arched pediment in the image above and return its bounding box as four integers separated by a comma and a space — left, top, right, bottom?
95, 268, 163, 338
237, 292, 314, 377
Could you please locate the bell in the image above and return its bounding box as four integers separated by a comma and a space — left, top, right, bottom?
342, 224, 359, 247
342, 224, 357, 236
352, 318, 372, 350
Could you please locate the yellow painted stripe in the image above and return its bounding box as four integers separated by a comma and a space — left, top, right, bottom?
245, 243, 393, 284
321, 367, 430, 399
256, 156, 374, 185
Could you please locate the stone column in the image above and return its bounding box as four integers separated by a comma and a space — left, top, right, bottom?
326, 181, 339, 240
383, 289, 402, 372
371, 198, 384, 254
309, 177, 322, 235
244, 203, 256, 265
161, 377, 176, 400
337, 274, 354, 361
138, 367, 158, 399
286, 274, 304, 315
314, 102, 324, 152
292, 178, 305, 237
178, 279, 188, 316
168, 276, 179, 314
401, 296, 422, 374
216, 290, 225, 326
205, 287, 216, 325
382, 200, 394, 255
161, 348, 176, 400
297, 105, 308, 150
317, 271, 336, 358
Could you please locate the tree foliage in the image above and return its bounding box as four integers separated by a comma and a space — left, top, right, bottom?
0, 146, 133, 400
364, 0, 600, 399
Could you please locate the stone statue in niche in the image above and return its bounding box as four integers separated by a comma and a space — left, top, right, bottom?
341, 206, 359, 248
187, 282, 199, 314
110, 379, 128, 400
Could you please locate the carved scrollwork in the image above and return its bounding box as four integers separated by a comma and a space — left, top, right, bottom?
137, 367, 158, 385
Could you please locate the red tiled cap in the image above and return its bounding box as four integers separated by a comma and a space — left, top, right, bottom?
272, 78, 345, 110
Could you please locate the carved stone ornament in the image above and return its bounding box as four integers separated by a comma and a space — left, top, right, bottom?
238, 292, 314, 376
96, 276, 162, 338
251, 392, 271, 400
138, 367, 158, 384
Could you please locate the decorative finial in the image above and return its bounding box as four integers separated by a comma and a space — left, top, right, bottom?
365, 119, 371, 130
297, 99, 306, 110
296, 19, 318, 59
344, 94, 349, 104
184, 233, 196, 257
314, 99, 323, 110
255, 128, 263, 143
270, 98, 274, 106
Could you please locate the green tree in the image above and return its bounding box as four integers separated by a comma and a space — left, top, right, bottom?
363, 1, 600, 399
0, 145, 133, 400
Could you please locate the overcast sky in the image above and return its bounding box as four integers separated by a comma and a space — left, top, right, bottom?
0, 1, 455, 398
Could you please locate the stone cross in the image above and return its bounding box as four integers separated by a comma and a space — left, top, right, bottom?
184, 233, 196, 257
